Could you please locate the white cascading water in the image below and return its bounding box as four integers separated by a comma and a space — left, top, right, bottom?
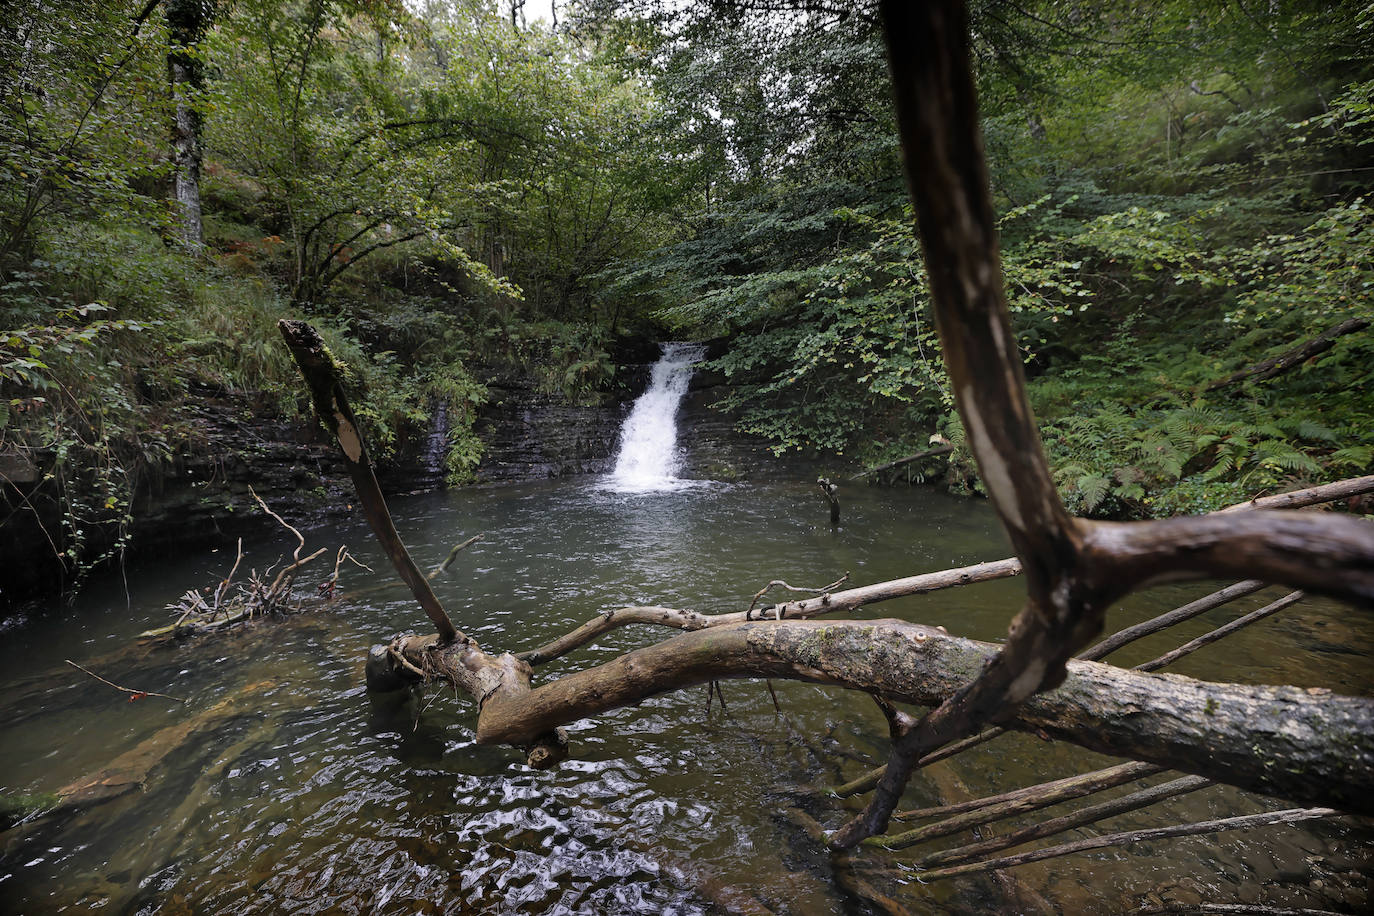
608, 342, 706, 491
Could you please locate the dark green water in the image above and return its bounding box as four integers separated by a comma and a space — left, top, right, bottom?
1, 479, 1369, 913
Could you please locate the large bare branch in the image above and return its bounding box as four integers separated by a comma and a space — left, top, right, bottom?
377, 620, 1374, 816
1079, 514, 1374, 605
832, 0, 1101, 848
832, 0, 1374, 849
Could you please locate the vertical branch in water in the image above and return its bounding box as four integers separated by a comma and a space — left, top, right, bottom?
278, 318, 462, 645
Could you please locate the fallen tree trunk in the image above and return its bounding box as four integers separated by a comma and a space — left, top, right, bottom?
377, 618, 1374, 816
1206, 317, 1369, 391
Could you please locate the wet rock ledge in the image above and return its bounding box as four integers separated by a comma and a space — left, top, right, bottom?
0, 366, 784, 606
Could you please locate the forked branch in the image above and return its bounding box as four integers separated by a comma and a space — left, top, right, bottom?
832, 0, 1374, 850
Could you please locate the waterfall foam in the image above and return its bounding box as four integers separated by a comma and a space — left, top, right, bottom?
607, 342, 706, 492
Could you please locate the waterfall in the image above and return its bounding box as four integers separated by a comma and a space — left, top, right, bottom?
608, 342, 706, 491
420, 399, 450, 485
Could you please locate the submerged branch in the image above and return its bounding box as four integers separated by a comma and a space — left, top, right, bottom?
1135, 590, 1305, 672
914, 774, 1213, 868
874, 759, 1168, 850
890, 760, 1163, 827
1080, 579, 1267, 662
909, 807, 1341, 882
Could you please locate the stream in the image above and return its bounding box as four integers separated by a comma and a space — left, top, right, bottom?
1, 478, 1370, 913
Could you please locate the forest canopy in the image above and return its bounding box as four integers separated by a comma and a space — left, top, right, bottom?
1, 0, 1371, 585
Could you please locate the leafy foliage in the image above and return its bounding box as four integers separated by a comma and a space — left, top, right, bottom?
4, 0, 1372, 597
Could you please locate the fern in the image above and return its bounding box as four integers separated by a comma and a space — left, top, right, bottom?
1077, 473, 1112, 513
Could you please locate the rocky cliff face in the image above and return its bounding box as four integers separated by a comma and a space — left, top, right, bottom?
0, 391, 356, 606
472, 381, 628, 484
1, 366, 790, 606
472, 368, 785, 484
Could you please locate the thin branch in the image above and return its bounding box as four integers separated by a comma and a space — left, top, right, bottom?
1079, 580, 1266, 662
833, 727, 1005, 798
876, 760, 1165, 849
849, 445, 954, 481
248, 485, 304, 566
1218, 474, 1374, 514
517, 560, 1015, 666
909, 807, 1339, 882
891, 760, 1163, 824
914, 774, 1213, 868
66, 660, 185, 703
746, 572, 850, 619
1136, 591, 1304, 672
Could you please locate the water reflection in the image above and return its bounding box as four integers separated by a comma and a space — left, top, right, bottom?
0, 480, 1369, 913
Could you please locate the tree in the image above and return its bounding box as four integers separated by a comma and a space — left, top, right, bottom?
283, 0, 1374, 877
0, 0, 168, 273
165, 0, 216, 249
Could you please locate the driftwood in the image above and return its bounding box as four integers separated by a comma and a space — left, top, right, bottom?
1206, 316, 1369, 391
137, 492, 359, 639
1136, 590, 1304, 672
1080, 579, 1267, 661
819, 0, 1374, 850
876, 760, 1166, 850
278, 319, 459, 645
1217, 473, 1374, 513
516, 558, 1014, 666
376, 619, 1374, 815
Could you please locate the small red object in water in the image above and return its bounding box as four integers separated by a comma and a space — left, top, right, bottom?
129, 692, 148, 702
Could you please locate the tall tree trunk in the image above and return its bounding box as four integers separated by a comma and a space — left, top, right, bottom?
167, 0, 212, 251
